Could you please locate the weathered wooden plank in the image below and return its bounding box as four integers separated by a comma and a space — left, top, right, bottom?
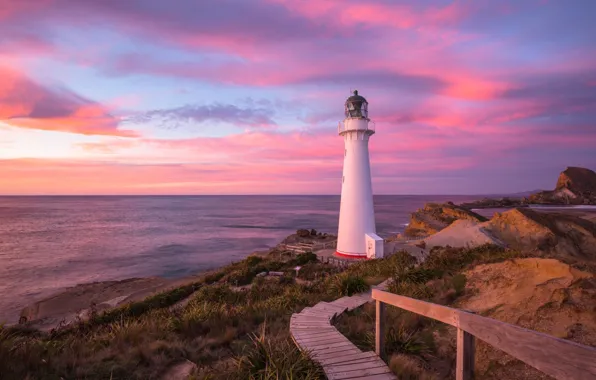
292, 314, 329, 319
291, 317, 330, 324
326, 365, 391, 380
295, 332, 346, 341
291, 315, 329, 321
372, 289, 458, 326
375, 299, 386, 360
313, 302, 347, 311
290, 327, 336, 333
299, 312, 335, 319
326, 358, 388, 373
458, 311, 596, 380
296, 333, 346, 344
290, 321, 331, 327
347, 373, 396, 380
312, 345, 361, 358
301, 340, 353, 351
294, 329, 341, 337
456, 327, 475, 380
317, 351, 378, 366
291, 326, 334, 332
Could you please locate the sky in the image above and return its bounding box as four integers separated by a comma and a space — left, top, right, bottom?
0, 0, 595, 195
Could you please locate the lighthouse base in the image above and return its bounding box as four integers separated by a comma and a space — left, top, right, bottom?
335, 251, 368, 260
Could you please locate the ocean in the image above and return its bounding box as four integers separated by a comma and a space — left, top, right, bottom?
0, 195, 484, 324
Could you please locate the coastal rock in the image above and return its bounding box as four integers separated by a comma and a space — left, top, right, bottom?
296, 229, 311, 237
19, 277, 178, 331
423, 219, 505, 250
459, 197, 528, 210
461, 258, 596, 377
160, 359, 197, 380
404, 202, 488, 237
529, 167, 596, 205
457, 166, 596, 209
483, 208, 596, 265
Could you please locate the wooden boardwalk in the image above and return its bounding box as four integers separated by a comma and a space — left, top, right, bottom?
290, 282, 396, 380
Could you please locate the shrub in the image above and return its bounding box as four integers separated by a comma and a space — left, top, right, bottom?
366, 324, 432, 357
389, 280, 434, 300
388, 354, 438, 380
204, 270, 226, 284
245, 255, 264, 267
290, 252, 318, 266
90, 282, 202, 326
452, 274, 467, 296
296, 229, 310, 237
231, 327, 323, 380
328, 274, 369, 297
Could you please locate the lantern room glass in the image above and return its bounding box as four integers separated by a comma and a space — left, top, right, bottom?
344, 91, 368, 119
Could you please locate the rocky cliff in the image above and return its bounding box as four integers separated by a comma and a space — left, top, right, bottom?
459, 258, 596, 379
405, 202, 488, 237
483, 208, 596, 267
529, 167, 596, 205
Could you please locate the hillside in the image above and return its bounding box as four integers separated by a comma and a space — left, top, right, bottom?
3, 207, 596, 379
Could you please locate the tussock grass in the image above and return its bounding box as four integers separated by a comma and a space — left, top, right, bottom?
230, 326, 324, 380
327, 273, 369, 297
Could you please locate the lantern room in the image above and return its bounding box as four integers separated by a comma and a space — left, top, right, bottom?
344, 90, 368, 119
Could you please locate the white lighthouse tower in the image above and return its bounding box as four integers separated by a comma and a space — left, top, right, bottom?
336, 90, 384, 259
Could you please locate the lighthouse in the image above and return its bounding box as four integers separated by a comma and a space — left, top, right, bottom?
336, 90, 384, 259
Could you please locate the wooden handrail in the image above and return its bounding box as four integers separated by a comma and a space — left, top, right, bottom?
372, 289, 596, 380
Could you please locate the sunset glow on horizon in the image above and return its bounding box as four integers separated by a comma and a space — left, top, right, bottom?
1, 0, 595, 195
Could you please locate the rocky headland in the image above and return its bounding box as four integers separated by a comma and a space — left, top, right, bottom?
459, 166, 596, 209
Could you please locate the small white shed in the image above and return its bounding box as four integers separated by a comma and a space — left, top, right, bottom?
365, 233, 384, 259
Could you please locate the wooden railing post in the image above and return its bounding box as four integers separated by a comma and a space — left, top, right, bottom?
457, 327, 475, 380
375, 300, 385, 360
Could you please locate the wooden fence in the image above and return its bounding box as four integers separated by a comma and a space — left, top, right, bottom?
372, 289, 596, 380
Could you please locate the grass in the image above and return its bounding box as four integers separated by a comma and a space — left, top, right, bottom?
0, 251, 333, 380
327, 273, 369, 297
335, 244, 524, 379
0, 243, 523, 379
229, 326, 324, 380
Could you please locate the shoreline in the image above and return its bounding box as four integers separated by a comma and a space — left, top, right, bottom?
8, 204, 596, 329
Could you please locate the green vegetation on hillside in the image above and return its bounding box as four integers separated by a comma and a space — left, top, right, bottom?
0, 245, 521, 380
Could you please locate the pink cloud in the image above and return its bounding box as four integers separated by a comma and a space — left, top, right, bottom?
0, 66, 138, 137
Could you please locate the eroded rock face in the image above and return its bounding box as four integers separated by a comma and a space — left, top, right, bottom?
460, 258, 596, 379
483, 208, 596, 265
529, 167, 596, 205
556, 167, 596, 194
404, 202, 488, 237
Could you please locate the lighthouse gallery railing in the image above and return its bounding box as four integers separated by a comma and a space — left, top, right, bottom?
338, 120, 376, 134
